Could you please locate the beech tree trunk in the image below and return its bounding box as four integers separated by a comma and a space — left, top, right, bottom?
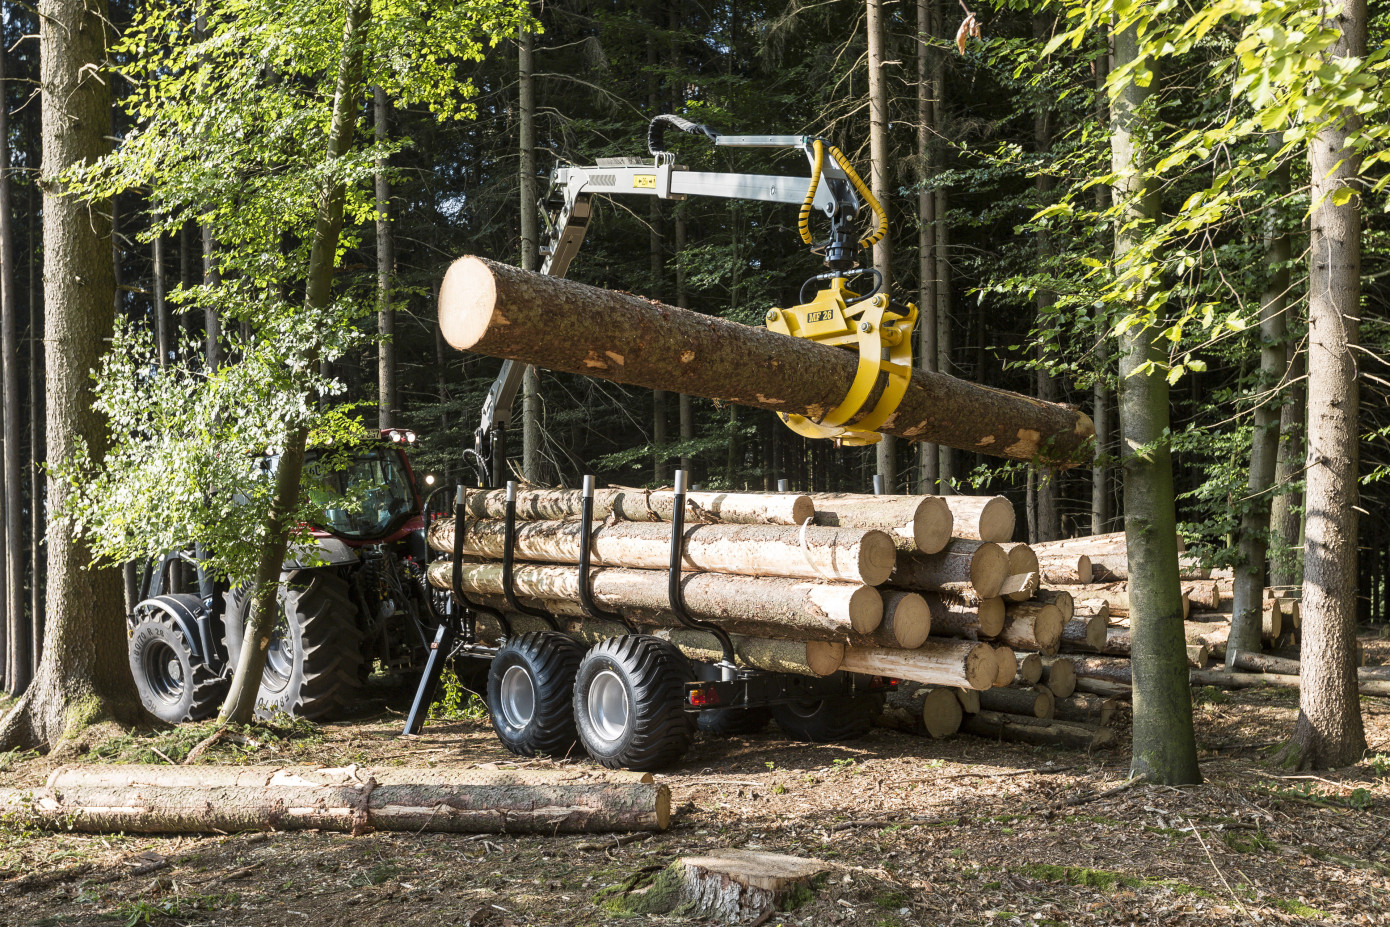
1113, 16, 1201, 784
219, 0, 370, 725
1282, 0, 1367, 770
6, 765, 670, 834
0, 0, 144, 749
430, 518, 896, 585
439, 258, 1096, 466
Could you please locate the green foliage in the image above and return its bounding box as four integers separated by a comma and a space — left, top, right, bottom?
428, 664, 488, 722
57, 0, 530, 584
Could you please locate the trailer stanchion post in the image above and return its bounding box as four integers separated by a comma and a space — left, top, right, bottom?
872, 473, 885, 496
503, 480, 560, 630
404, 485, 471, 736
578, 475, 637, 632
669, 469, 738, 681
777, 478, 790, 493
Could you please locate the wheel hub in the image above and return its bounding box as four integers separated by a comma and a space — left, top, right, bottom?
141, 639, 186, 706
499, 665, 537, 729
587, 669, 630, 744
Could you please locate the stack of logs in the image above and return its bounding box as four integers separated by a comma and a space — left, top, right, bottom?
424, 486, 1116, 750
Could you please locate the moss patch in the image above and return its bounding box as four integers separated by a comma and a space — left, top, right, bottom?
595, 863, 687, 916
1017, 863, 1212, 899
1271, 898, 1328, 918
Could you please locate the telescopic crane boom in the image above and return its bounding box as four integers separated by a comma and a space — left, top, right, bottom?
471, 116, 915, 486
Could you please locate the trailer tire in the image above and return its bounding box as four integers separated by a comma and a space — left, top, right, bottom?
772, 687, 885, 743
128, 610, 229, 724
573, 635, 694, 771
224, 569, 364, 720
486, 632, 585, 758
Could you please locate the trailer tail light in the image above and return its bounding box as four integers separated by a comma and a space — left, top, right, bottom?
688, 685, 721, 708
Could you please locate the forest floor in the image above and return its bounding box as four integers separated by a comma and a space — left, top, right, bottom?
2, 633, 1390, 926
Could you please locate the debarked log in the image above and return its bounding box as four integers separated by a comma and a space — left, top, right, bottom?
456, 486, 815, 526
438, 257, 1095, 466
5, 765, 671, 834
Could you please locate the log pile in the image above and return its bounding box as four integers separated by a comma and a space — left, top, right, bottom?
426, 487, 1119, 748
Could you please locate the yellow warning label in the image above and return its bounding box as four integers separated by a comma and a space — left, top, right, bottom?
632, 175, 656, 189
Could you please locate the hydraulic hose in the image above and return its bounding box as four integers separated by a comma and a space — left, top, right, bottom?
826, 145, 888, 250
798, 139, 825, 246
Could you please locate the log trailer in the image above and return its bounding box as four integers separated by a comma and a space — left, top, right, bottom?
405, 117, 918, 769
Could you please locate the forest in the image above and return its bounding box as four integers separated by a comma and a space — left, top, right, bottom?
0, 0, 1386, 924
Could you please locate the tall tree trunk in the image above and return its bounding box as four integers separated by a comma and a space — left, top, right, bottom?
1281, 0, 1367, 770
218, 0, 371, 725
152, 228, 168, 367
375, 86, 395, 430
0, 0, 144, 748
27, 174, 43, 677
1092, 33, 1113, 535
1032, 18, 1060, 542
867, 0, 896, 491
1110, 23, 1199, 785
0, 30, 22, 695
648, 32, 667, 485
931, 0, 953, 493
1227, 146, 1290, 664
675, 214, 694, 478
1269, 344, 1305, 587
915, 0, 938, 494
201, 225, 221, 367
518, 21, 540, 484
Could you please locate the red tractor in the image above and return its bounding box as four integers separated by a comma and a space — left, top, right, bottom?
126, 428, 438, 722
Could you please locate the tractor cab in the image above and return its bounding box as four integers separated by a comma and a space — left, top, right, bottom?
302, 429, 426, 546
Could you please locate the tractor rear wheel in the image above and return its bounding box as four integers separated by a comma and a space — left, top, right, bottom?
486, 631, 585, 758
128, 609, 229, 723
225, 569, 364, 720
573, 635, 694, 771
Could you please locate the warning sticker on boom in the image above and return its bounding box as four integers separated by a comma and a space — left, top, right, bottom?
632, 175, 656, 189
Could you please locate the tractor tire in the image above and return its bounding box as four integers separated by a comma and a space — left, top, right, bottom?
573, 635, 694, 771
224, 569, 364, 720
128, 610, 229, 724
486, 631, 585, 758
772, 687, 885, 743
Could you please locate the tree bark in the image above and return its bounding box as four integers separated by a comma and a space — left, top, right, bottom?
1092, 28, 1112, 535
1228, 144, 1291, 664
429, 518, 896, 585
1281, 0, 1367, 771
458, 486, 814, 526
439, 258, 1095, 466
26, 176, 42, 676
219, 0, 371, 725
811, 493, 952, 553
1110, 22, 1199, 784
941, 495, 1015, 543
889, 540, 1007, 598
425, 560, 884, 640
919, 593, 1004, 639
980, 684, 1053, 720
998, 603, 1063, 655
915, 0, 939, 493
867, 0, 897, 490
519, 22, 541, 483
6, 765, 670, 834
374, 86, 395, 430
0, 30, 24, 696
840, 638, 997, 690
201, 224, 220, 368
0, 0, 145, 749
1269, 345, 1305, 587
961, 710, 1113, 750
878, 684, 963, 738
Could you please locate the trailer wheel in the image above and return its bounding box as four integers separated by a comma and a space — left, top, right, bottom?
128, 610, 229, 724
573, 635, 694, 771
486, 631, 585, 757
772, 688, 885, 743
224, 569, 364, 720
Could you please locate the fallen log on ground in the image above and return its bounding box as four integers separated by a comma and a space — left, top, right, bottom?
458, 486, 814, 526
2, 766, 671, 834
429, 518, 896, 586
425, 561, 884, 641
810, 493, 952, 554
1188, 670, 1390, 697
960, 710, 1114, 750
1073, 677, 1132, 700
438, 257, 1095, 465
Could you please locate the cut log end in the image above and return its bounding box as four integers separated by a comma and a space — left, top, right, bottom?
921, 686, 965, 738
970, 543, 1009, 599
992, 646, 1018, 688
859, 531, 898, 586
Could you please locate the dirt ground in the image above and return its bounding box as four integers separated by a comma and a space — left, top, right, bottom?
2, 635, 1389, 927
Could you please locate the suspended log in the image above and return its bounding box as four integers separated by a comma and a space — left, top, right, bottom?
429, 518, 896, 586
840, 639, 998, 690
918, 593, 1005, 640
1039, 657, 1076, 699
961, 710, 1115, 750
876, 684, 963, 738
992, 646, 1018, 688
3, 766, 670, 834
1000, 602, 1063, 654
1014, 651, 1043, 686
942, 495, 1016, 542
438, 257, 1095, 465
810, 493, 952, 554
457, 486, 814, 526
426, 561, 883, 641
1052, 694, 1119, 726
1035, 552, 1093, 585
999, 572, 1039, 603
1032, 588, 1074, 621
890, 540, 1008, 598
979, 685, 1054, 719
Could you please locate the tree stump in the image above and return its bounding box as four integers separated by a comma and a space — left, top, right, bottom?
603, 849, 829, 923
